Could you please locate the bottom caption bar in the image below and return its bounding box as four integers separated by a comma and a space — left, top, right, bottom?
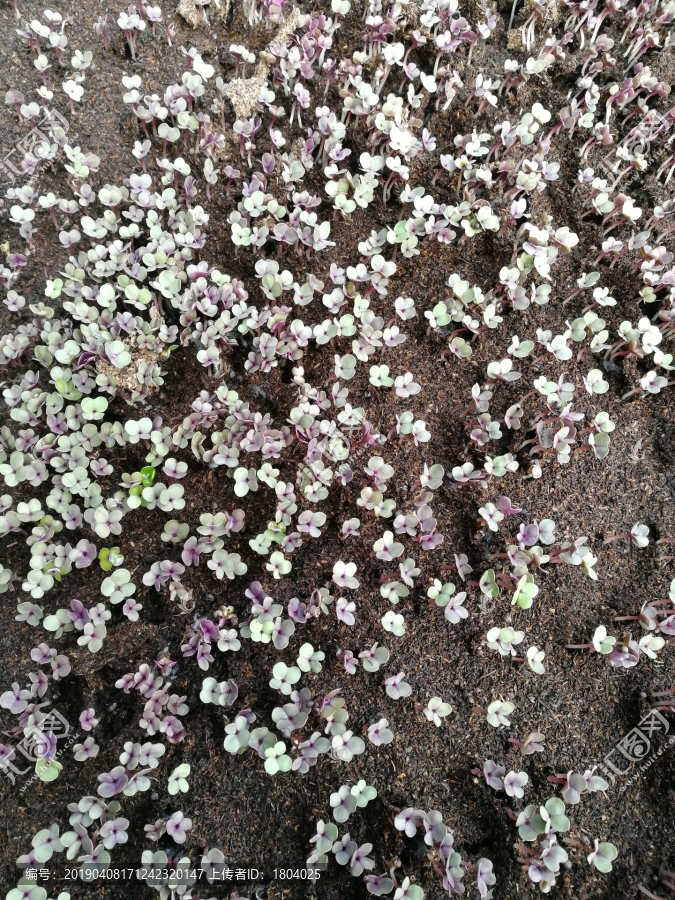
20, 865, 323, 886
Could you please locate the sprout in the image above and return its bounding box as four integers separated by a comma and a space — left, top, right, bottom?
476, 759, 505, 791
342, 518, 361, 537
486, 627, 525, 656
512, 574, 539, 610
332, 832, 357, 866
394, 807, 425, 837
393, 877, 424, 900
593, 626, 616, 654
35, 757, 63, 782
368, 718, 394, 745
266, 551, 292, 579
308, 819, 339, 867
1, 682, 30, 714
166, 811, 192, 844
99, 547, 123, 571
105, 340, 131, 368
517, 797, 570, 841
428, 579, 459, 607
200, 677, 238, 707
162, 520, 190, 543
479, 503, 504, 532
359, 643, 390, 673
336, 648, 358, 674
330, 784, 357, 823
99, 817, 130, 849
349, 843, 375, 877
423, 697, 452, 726
336, 597, 356, 625
168, 764, 190, 795
639, 634, 665, 659
298, 510, 327, 537
486, 700, 515, 728
73, 736, 100, 761
382, 610, 405, 636
101, 568, 135, 605
233, 466, 259, 497
118, 7, 146, 59
556, 768, 609, 803
394, 372, 421, 398
331, 730, 365, 762
374, 531, 404, 560
608, 635, 641, 669
30, 824, 64, 862
385, 672, 412, 700
476, 858, 497, 898
163, 459, 188, 479
269, 662, 301, 695
297, 643, 325, 673
81, 396, 108, 420
79, 708, 99, 731
224, 715, 253, 754
395, 296, 417, 320
70, 540, 97, 569
208, 550, 247, 580
587, 839, 618, 873
370, 364, 394, 387
603, 522, 650, 548
526, 646, 546, 674
486, 359, 521, 383
62, 78, 84, 112
504, 770, 529, 798
583, 368, 609, 395
333, 560, 360, 589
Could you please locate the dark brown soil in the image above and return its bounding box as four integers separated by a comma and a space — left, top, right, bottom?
0, 1, 674, 899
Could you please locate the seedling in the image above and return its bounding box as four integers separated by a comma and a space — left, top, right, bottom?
420, 697, 452, 726
587, 840, 618, 873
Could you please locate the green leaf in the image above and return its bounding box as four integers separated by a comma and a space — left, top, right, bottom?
35, 757, 62, 782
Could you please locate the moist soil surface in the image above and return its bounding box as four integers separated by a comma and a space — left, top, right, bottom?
0, 1, 674, 899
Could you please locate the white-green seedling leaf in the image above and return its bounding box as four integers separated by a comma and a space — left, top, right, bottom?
486, 626, 524, 656
526, 646, 546, 674
592, 625, 616, 654
101, 568, 135, 604
587, 839, 618, 873
264, 741, 292, 775
393, 876, 424, 899
105, 340, 132, 369
330, 784, 357, 823
266, 550, 291, 579
297, 643, 324, 673
35, 758, 63, 782
351, 781, 377, 808
167, 764, 190, 795
224, 715, 252, 754
359, 643, 390, 673
512, 574, 539, 610
369, 364, 394, 387
382, 610, 405, 636
81, 396, 109, 421
486, 699, 515, 728
423, 697, 452, 726
427, 579, 456, 606
269, 662, 301, 695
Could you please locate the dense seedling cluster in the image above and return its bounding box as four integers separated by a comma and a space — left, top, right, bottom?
0, 0, 674, 897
